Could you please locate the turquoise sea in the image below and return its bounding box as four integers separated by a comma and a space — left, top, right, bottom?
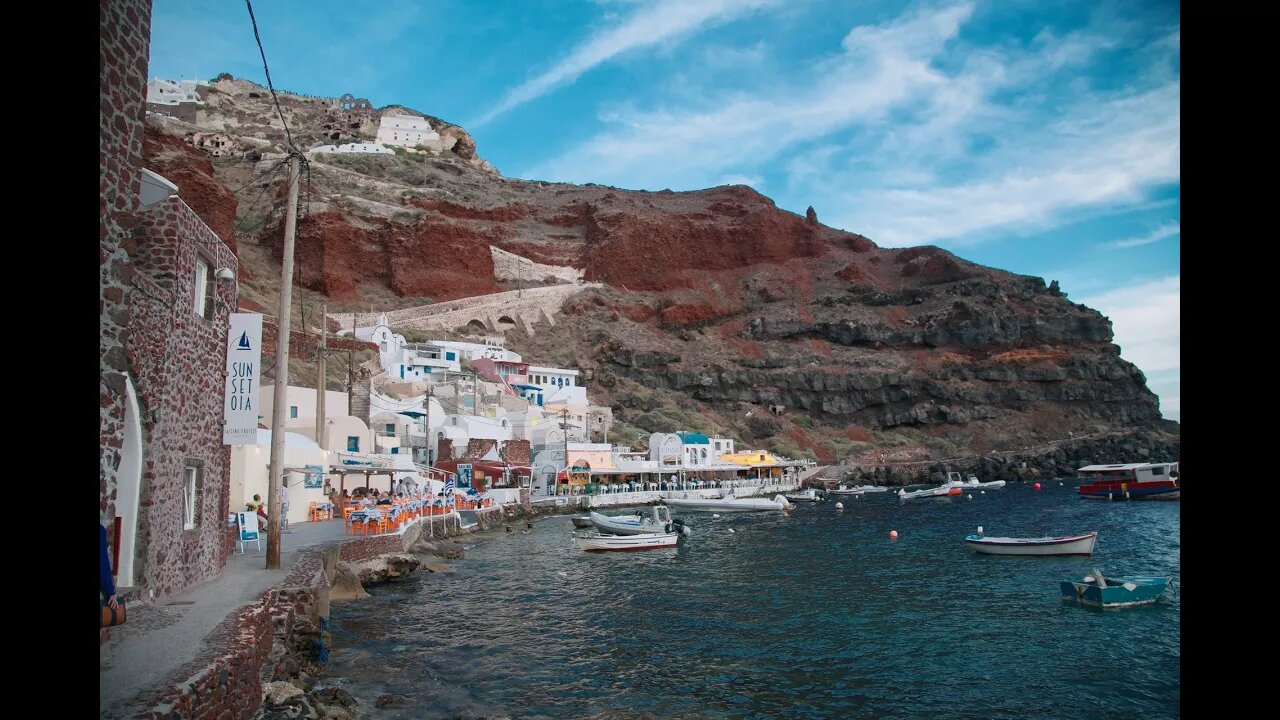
327, 481, 1180, 719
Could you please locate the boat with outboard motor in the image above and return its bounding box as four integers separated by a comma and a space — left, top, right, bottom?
573, 529, 680, 552
784, 488, 825, 503
589, 506, 690, 536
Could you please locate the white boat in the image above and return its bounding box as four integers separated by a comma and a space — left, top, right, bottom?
899, 485, 963, 500
573, 530, 679, 552
569, 515, 595, 529
784, 489, 824, 503
964, 474, 1006, 489
590, 507, 687, 536
827, 485, 888, 496
664, 494, 791, 512
964, 531, 1098, 556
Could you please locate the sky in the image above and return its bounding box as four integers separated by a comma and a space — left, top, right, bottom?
149, 0, 1180, 420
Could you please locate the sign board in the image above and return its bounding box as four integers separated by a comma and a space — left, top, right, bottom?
304, 464, 323, 489
223, 313, 263, 445
457, 463, 473, 488
237, 512, 259, 541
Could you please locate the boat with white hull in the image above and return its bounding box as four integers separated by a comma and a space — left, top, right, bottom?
590, 507, 689, 536
573, 530, 679, 552
784, 489, 825, 503
964, 531, 1098, 556
899, 485, 962, 500
827, 485, 888, 496
664, 494, 791, 512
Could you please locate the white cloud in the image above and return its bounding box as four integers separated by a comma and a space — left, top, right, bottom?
1078, 276, 1179, 420
717, 173, 763, 188
526, 2, 975, 185
474, 0, 785, 126
1109, 221, 1179, 249
1078, 275, 1179, 372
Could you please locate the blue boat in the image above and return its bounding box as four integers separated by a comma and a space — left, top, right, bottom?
1060, 570, 1172, 609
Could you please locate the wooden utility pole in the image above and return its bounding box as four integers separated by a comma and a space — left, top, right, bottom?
423, 386, 432, 465
266, 152, 302, 571
348, 313, 355, 416
315, 301, 327, 450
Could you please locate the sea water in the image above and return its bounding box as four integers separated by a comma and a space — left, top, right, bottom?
327, 481, 1179, 719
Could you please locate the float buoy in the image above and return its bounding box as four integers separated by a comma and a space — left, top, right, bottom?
967, 494, 973, 499
1034, 483, 1042, 490
835, 502, 844, 510
890, 530, 899, 539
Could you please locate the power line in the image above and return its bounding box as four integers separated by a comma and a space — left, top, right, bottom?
244, 0, 297, 152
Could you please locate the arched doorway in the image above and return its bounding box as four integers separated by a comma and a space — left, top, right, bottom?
115, 374, 144, 588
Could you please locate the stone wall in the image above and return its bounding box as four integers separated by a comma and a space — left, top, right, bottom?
490, 245, 583, 285
100, 0, 154, 522
125, 197, 239, 598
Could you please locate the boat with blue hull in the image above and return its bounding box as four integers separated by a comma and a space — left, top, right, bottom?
1060, 571, 1172, 609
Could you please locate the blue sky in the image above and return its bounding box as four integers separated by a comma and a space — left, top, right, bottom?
149, 0, 1180, 420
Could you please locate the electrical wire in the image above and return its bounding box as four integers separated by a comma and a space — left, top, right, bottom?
244, 0, 297, 152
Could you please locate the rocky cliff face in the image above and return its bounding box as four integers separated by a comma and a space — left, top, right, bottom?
151, 77, 1172, 461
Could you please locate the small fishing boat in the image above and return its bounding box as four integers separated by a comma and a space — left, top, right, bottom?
785, 489, 825, 503
964, 531, 1098, 556
1060, 570, 1173, 609
590, 507, 689, 536
827, 485, 888, 496
664, 494, 791, 512
899, 485, 962, 500
573, 530, 679, 552
569, 515, 594, 529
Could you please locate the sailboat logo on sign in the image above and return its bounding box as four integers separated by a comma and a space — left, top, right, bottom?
236, 331, 252, 350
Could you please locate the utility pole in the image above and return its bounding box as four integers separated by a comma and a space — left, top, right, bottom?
348, 313, 355, 416
266, 152, 302, 571
423, 385, 432, 466
316, 301, 327, 450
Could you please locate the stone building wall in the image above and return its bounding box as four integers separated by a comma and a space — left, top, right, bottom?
100, 0, 154, 522
125, 197, 240, 597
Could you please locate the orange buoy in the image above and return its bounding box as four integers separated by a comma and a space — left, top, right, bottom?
1034, 482, 1042, 490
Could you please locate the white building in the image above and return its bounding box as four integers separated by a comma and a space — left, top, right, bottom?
375, 114, 440, 147
147, 78, 203, 106
259, 385, 352, 427
710, 437, 736, 461
525, 365, 587, 406
432, 339, 521, 363
230, 429, 330, 527
307, 142, 394, 155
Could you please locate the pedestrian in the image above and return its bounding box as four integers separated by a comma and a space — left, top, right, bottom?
101, 523, 123, 627
280, 477, 290, 531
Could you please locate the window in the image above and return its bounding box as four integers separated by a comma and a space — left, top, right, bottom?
183, 464, 201, 530
289, 405, 298, 419
380, 341, 389, 353
193, 257, 214, 319
385, 423, 395, 434
347, 436, 360, 452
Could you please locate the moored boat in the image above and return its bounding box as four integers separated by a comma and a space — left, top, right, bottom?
570, 515, 594, 529
1076, 462, 1179, 500
964, 531, 1098, 556
1060, 571, 1172, 608
827, 485, 888, 496
785, 489, 825, 503
590, 506, 685, 536
573, 530, 679, 552
664, 494, 791, 512
899, 485, 962, 500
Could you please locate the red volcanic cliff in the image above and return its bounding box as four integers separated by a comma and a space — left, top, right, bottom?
142, 128, 239, 250
264, 210, 501, 301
